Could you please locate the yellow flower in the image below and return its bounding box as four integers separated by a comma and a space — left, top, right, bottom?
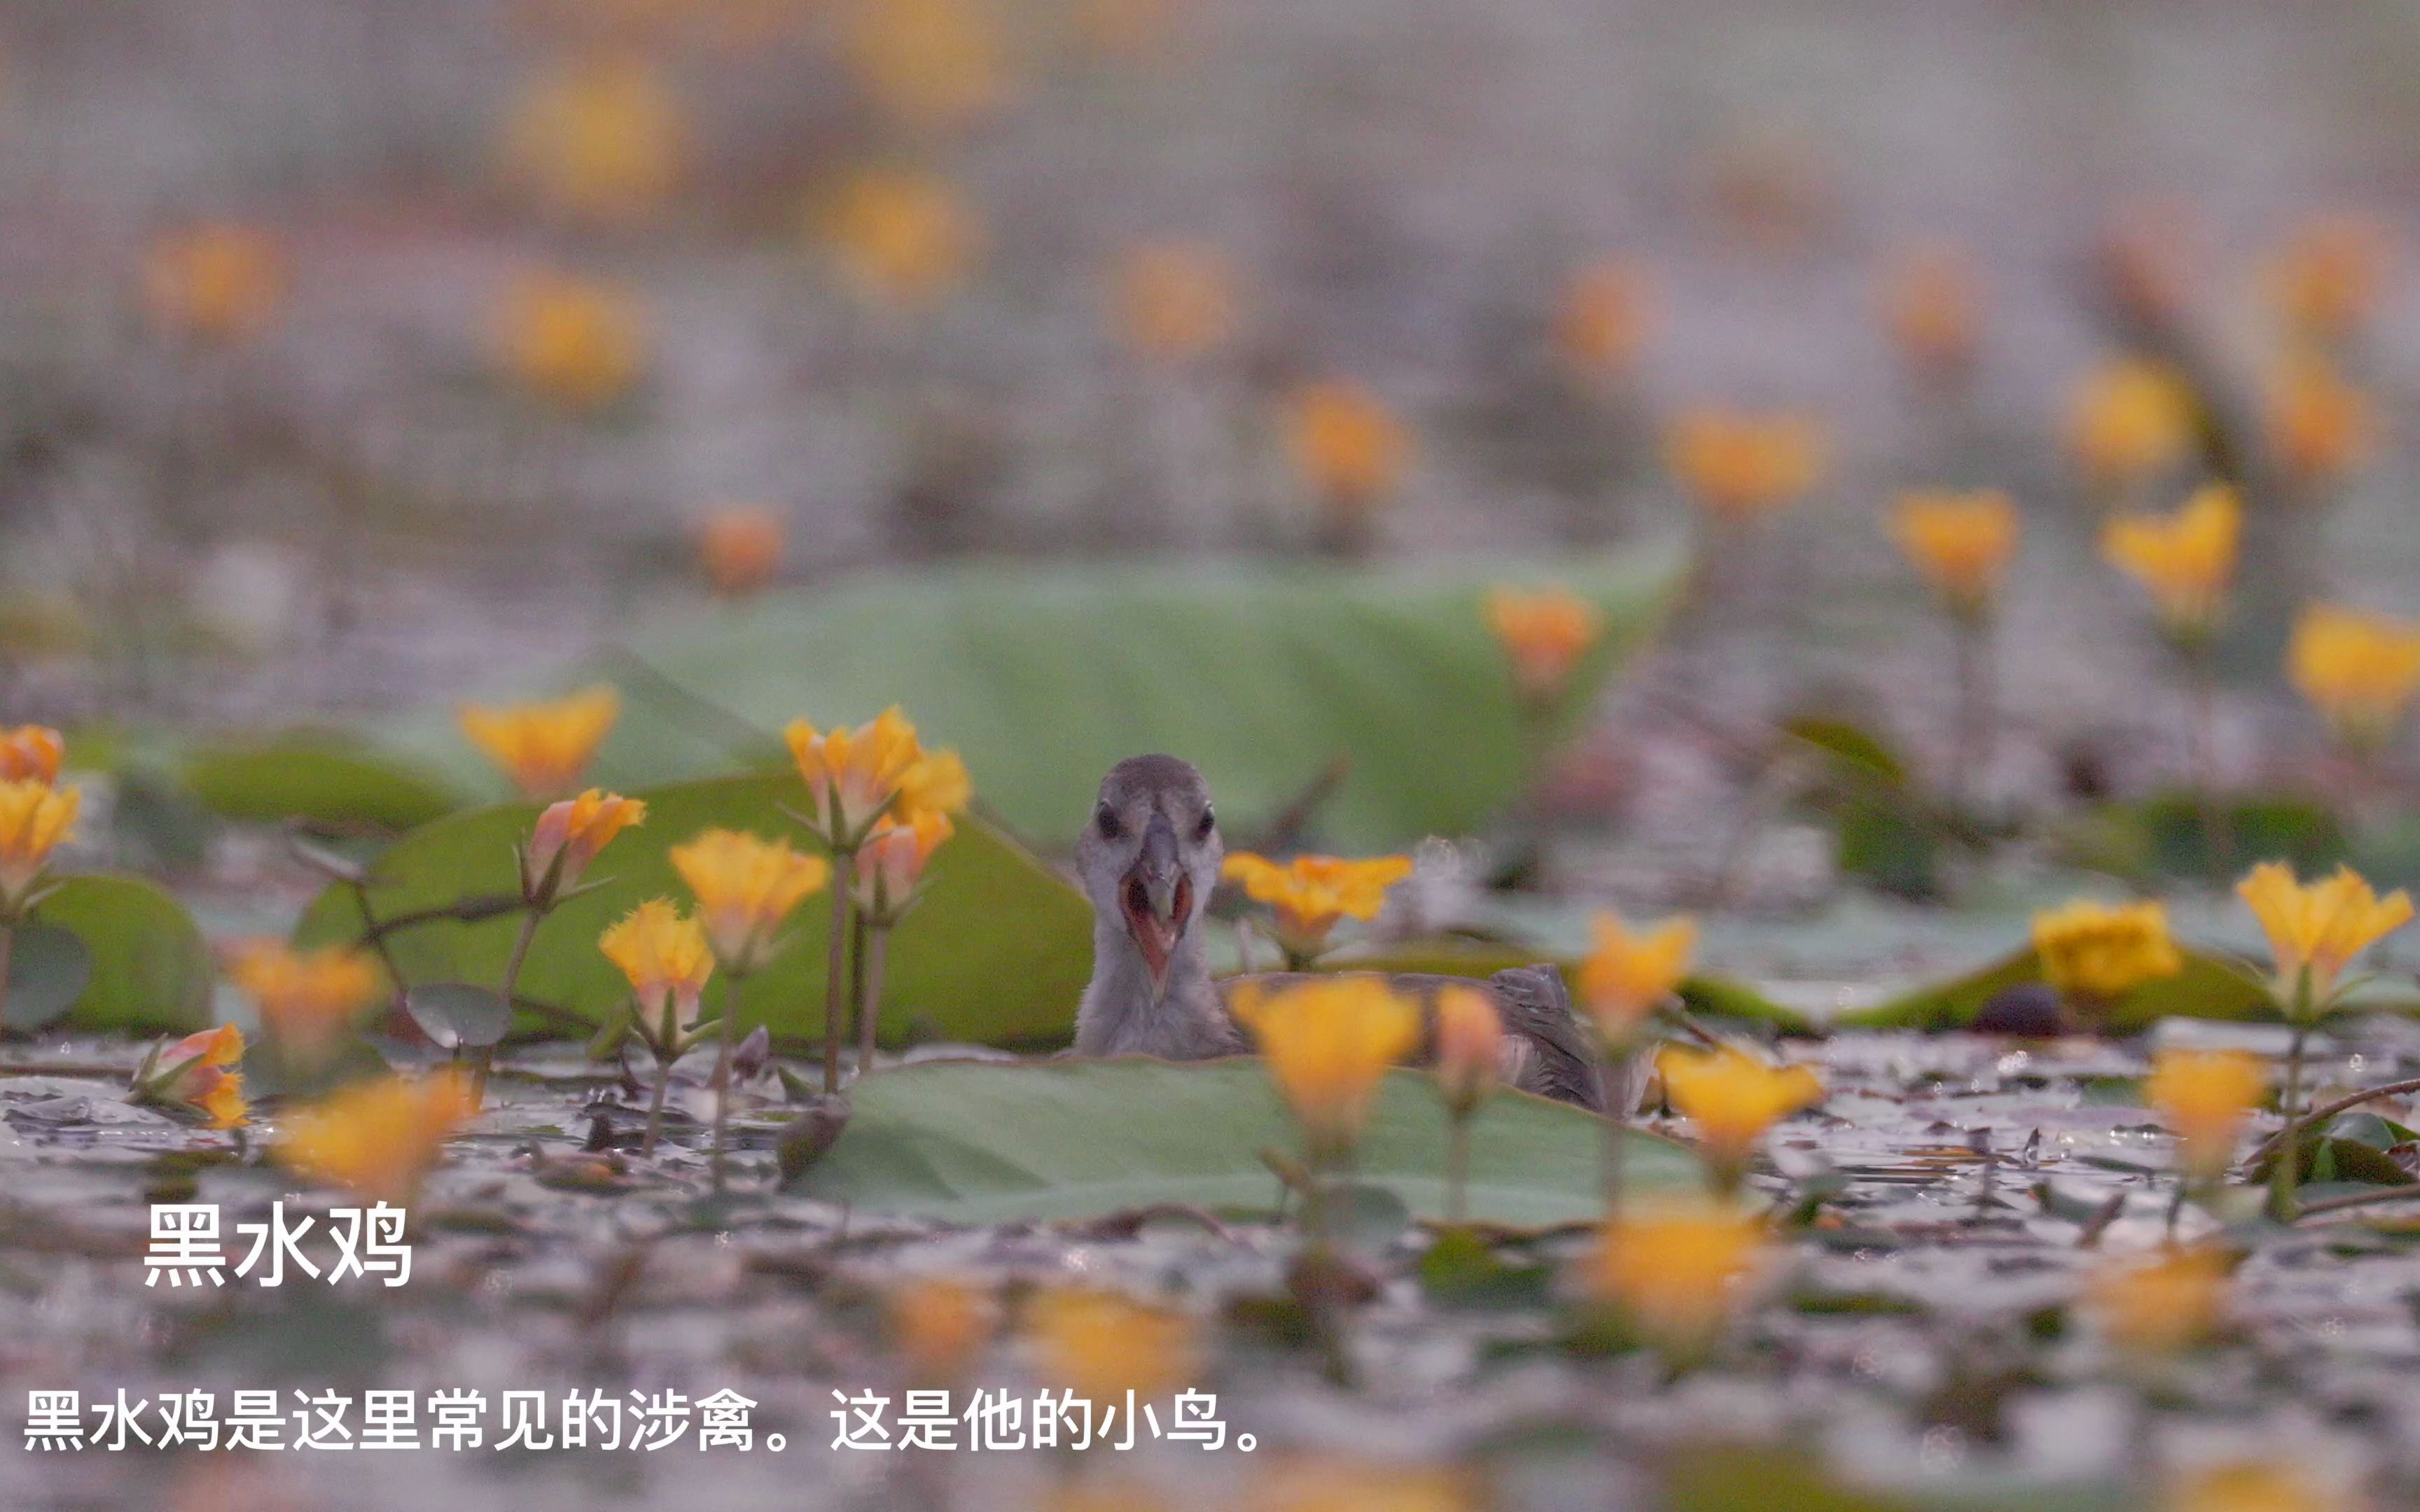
1576, 910, 1696, 1043
459, 685, 621, 801
2167, 1462, 2346, 1512
816, 168, 980, 312
2265, 355, 2374, 483
1431, 984, 1503, 1119
888, 1277, 999, 1385
2031, 898, 2183, 1002
0, 777, 78, 913
669, 830, 830, 972
1231, 976, 1421, 1163
2085, 1245, 2230, 1358
1220, 852, 1414, 962
144, 223, 284, 345
2068, 358, 2193, 490
1891, 489, 2019, 617
1026, 1288, 1197, 1403
1286, 381, 1410, 522
1663, 409, 1827, 522
697, 506, 784, 596
855, 810, 952, 923
784, 706, 927, 848
2236, 861, 2414, 1009
2101, 483, 2241, 637
496, 270, 646, 411
1484, 585, 1603, 705
1554, 260, 1652, 382
1579, 1199, 1768, 1361
278, 1070, 478, 1205
844, 0, 1005, 134
2144, 1049, 2267, 1185
2288, 604, 2420, 749
523, 788, 648, 903
1879, 241, 1982, 379
599, 899, 715, 1051
2267, 214, 2388, 344
0, 724, 63, 785
140, 1023, 249, 1129
228, 941, 384, 1065
1111, 241, 1237, 363
502, 48, 686, 221
893, 746, 972, 822
1656, 1044, 1823, 1186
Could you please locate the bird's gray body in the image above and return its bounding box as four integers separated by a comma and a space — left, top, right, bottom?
1072, 755, 1604, 1111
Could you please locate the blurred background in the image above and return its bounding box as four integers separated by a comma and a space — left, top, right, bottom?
8, 0, 2420, 918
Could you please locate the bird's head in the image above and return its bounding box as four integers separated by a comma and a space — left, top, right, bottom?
1076, 754, 1222, 991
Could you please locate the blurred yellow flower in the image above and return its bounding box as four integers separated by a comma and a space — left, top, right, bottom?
1879, 241, 1982, 379
2267, 214, 2389, 344
599, 899, 715, 1050
1286, 380, 1410, 525
697, 506, 784, 596
1256, 1460, 1480, 1512
1580, 1198, 1768, 1360
855, 810, 952, 922
459, 685, 621, 800
1431, 984, 1503, 1119
0, 724, 63, 785
2236, 861, 2413, 1010
1656, 1044, 1823, 1186
145, 223, 285, 345
1576, 910, 1696, 1044
2031, 898, 2183, 1002
669, 829, 830, 972
893, 746, 972, 823
1891, 489, 2019, 617
1027, 1288, 1197, 1403
502, 49, 686, 221
817, 168, 980, 312
497, 271, 646, 411
2068, 358, 2193, 491
524, 788, 648, 902
1232, 976, 1421, 1162
1221, 852, 1414, 962
2265, 355, 2374, 483
2289, 604, 2420, 749
1484, 584, 1603, 705
888, 1277, 999, 1385
2167, 1461, 2346, 1512
1111, 241, 1237, 363
784, 707, 926, 849
0, 778, 78, 914
1554, 260, 1652, 382
2101, 483, 2241, 637
279, 1070, 478, 1205
2144, 1048, 2267, 1185
228, 941, 384, 1064
844, 0, 1005, 134
2085, 1245, 2230, 1358
140, 1024, 249, 1129
1663, 409, 1826, 522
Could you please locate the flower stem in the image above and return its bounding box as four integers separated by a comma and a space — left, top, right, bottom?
823, 860, 854, 1095
1445, 1113, 1471, 1226
856, 923, 890, 1077
2187, 640, 2230, 878
1949, 611, 1993, 814
642, 1047, 673, 1156
1601, 1049, 1630, 1215
709, 969, 744, 1193
479, 907, 544, 1107
0, 920, 17, 1031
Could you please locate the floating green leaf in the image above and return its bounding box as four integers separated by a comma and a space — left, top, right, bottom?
1, 925, 93, 1030
790, 1057, 1700, 1226
293, 773, 1093, 1047
24, 874, 214, 1033
180, 735, 466, 832
371, 548, 1683, 851
1842, 946, 2268, 1033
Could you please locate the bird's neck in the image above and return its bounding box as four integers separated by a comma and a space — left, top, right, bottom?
1076, 915, 1223, 1057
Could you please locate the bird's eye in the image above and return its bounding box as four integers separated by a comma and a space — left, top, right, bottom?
1095, 805, 1124, 839
1193, 807, 1216, 841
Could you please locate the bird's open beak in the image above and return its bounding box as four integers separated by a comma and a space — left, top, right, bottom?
1120, 813, 1193, 986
